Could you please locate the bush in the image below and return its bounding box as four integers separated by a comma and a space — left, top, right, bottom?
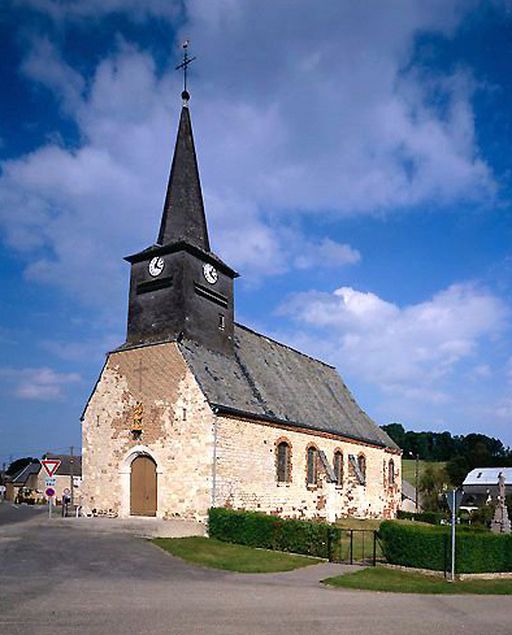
379, 520, 512, 573
208, 507, 341, 560
396, 510, 446, 525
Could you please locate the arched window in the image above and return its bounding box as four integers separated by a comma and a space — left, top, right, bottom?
388, 459, 395, 485
357, 453, 366, 485
333, 451, 343, 487
276, 441, 291, 483
307, 446, 318, 485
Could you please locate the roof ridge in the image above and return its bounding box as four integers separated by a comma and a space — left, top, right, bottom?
234, 322, 335, 369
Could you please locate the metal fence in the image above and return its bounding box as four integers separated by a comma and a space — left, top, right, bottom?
331, 529, 380, 566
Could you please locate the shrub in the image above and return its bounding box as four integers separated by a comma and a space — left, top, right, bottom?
208, 507, 341, 560
379, 520, 512, 573
396, 510, 446, 525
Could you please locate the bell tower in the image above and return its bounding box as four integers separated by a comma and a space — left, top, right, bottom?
124, 49, 238, 356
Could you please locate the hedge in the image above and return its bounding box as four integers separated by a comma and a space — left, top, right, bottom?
208, 507, 342, 560
379, 520, 512, 573
396, 510, 445, 525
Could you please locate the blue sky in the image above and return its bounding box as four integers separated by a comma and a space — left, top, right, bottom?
1, 0, 511, 463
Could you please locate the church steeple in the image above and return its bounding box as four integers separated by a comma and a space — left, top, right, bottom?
123, 46, 237, 355
157, 102, 210, 251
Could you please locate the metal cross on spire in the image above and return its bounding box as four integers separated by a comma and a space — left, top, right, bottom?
175, 39, 196, 104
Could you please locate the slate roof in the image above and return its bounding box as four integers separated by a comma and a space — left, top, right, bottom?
463, 467, 512, 487
44, 453, 82, 477
179, 323, 398, 450
10, 461, 41, 485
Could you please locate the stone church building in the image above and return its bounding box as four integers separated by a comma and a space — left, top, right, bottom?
81, 89, 401, 522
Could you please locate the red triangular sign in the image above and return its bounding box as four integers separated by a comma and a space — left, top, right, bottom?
41, 459, 61, 478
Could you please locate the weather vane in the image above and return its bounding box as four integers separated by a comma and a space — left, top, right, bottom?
176, 39, 196, 103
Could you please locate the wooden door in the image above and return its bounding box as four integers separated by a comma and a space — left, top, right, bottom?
130, 455, 157, 516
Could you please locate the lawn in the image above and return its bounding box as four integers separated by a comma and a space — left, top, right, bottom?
152, 536, 321, 573
402, 459, 446, 484
323, 566, 512, 594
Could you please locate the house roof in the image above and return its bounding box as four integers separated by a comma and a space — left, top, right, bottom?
463, 467, 512, 487
43, 453, 82, 477
10, 461, 41, 485
401, 479, 417, 502
179, 323, 398, 450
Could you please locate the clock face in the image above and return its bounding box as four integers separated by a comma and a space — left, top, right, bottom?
148, 256, 165, 277
203, 263, 218, 285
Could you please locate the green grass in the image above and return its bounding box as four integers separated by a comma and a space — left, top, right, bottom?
402, 460, 446, 484
323, 566, 512, 594
152, 536, 321, 573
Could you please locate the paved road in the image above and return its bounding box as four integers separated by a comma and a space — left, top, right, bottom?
1, 502, 511, 635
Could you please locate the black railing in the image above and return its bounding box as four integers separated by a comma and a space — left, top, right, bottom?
331, 529, 380, 566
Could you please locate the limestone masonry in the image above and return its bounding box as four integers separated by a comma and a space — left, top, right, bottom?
81, 80, 401, 522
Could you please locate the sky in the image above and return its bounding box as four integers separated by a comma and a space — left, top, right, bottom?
0, 0, 511, 463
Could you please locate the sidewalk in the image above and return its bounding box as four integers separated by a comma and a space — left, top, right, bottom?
49, 515, 206, 538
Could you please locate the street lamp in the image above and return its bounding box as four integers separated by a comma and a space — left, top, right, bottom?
408, 451, 420, 512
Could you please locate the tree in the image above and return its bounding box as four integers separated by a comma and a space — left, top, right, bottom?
446, 455, 469, 487
419, 463, 448, 512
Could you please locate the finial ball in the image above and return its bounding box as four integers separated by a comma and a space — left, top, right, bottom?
181, 90, 190, 102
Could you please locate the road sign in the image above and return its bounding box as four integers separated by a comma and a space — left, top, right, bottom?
41, 459, 61, 478
45, 478, 56, 487
63, 488, 71, 495
446, 488, 464, 514
45, 487, 56, 497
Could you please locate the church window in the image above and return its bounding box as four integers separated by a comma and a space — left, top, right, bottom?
307, 446, 318, 485
218, 314, 225, 330
182, 408, 187, 421
333, 451, 343, 487
388, 459, 395, 485
357, 454, 366, 485
276, 441, 291, 483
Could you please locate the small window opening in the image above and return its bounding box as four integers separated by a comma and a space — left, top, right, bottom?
357, 454, 366, 485
131, 429, 143, 441
388, 459, 395, 485
307, 446, 318, 485
182, 408, 187, 421
333, 451, 343, 487
276, 441, 291, 483
218, 314, 225, 330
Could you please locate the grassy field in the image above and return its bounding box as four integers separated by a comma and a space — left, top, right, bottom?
323, 566, 512, 594
402, 459, 446, 484
152, 536, 321, 573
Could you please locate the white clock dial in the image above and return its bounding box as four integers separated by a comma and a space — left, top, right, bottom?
148, 256, 165, 277
203, 263, 218, 284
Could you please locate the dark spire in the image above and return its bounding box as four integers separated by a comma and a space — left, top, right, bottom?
157, 41, 208, 250
157, 101, 210, 250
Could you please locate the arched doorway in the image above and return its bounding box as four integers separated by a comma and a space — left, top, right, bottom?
130, 455, 157, 516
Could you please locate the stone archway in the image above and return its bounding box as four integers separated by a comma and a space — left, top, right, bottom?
130, 455, 157, 517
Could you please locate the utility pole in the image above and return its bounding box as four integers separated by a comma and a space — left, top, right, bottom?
415, 453, 419, 513
70, 446, 75, 510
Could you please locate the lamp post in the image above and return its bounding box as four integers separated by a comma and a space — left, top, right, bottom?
408, 451, 420, 512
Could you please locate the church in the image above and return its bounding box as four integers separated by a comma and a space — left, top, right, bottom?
81, 82, 401, 522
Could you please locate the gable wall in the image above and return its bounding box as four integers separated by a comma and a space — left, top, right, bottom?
81, 342, 215, 520
214, 415, 401, 520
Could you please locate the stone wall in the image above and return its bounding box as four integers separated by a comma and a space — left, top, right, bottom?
81, 342, 215, 520
213, 415, 401, 521
82, 342, 400, 522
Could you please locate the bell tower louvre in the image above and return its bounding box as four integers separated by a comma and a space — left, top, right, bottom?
123, 84, 238, 356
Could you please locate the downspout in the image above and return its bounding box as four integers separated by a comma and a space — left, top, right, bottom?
211, 408, 219, 508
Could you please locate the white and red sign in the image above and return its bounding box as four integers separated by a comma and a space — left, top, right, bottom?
41, 459, 61, 478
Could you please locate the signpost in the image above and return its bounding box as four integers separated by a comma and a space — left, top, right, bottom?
41, 459, 61, 478
446, 488, 464, 581
45, 487, 56, 519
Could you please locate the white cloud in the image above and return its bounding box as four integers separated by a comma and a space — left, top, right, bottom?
1, 4, 498, 292
279, 283, 508, 397
14, 0, 181, 21
0, 367, 81, 400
